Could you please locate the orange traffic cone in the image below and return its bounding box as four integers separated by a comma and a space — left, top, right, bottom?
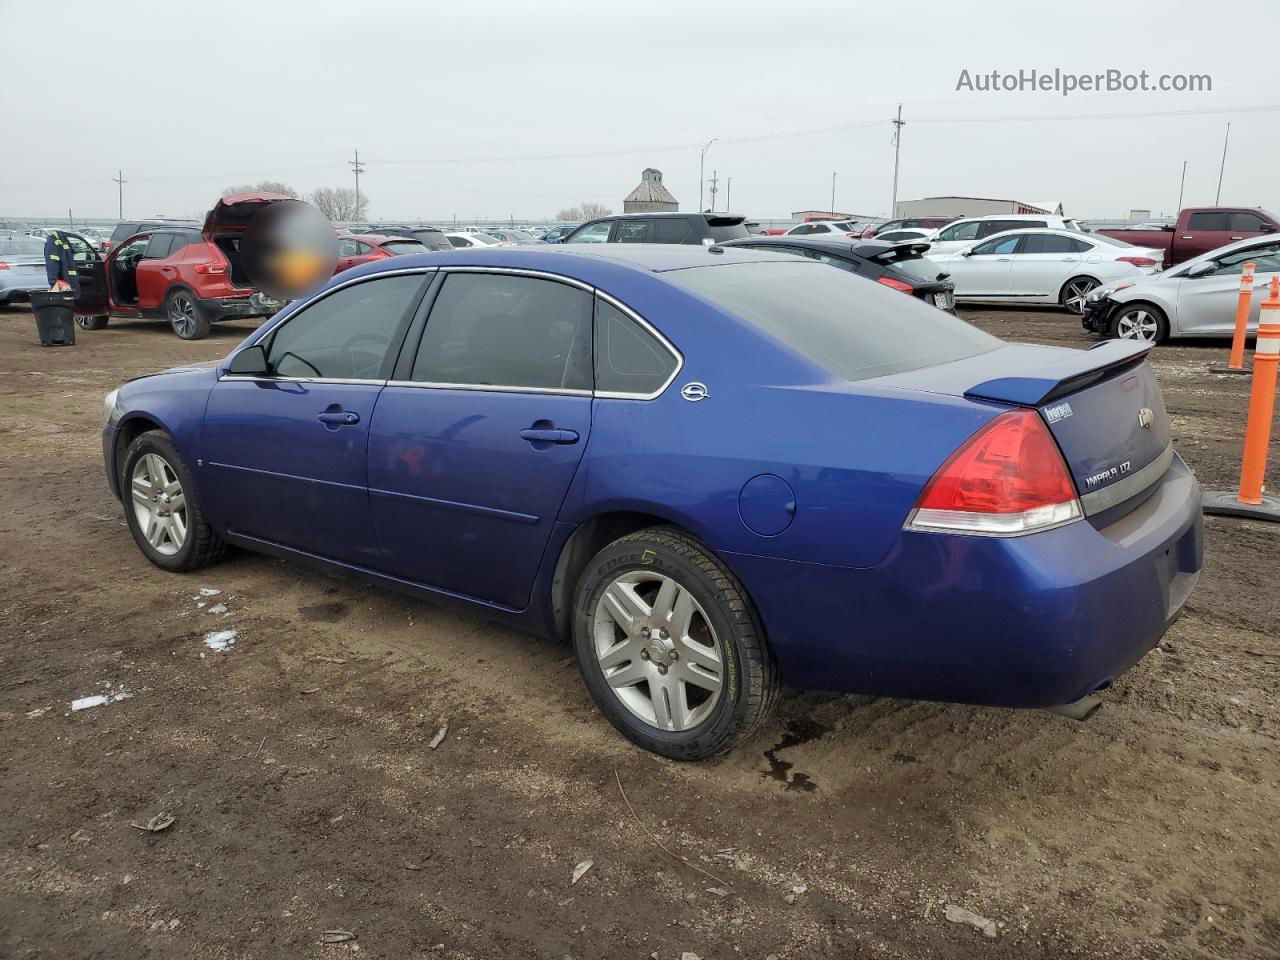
1207, 261, 1256, 375
1204, 275, 1280, 520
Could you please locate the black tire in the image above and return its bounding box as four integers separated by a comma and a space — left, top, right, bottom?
166, 289, 211, 340
120, 430, 224, 572
1111, 301, 1169, 345
572, 526, 779, 760
75, 314, 109, 331
1059, 276, 1100, 315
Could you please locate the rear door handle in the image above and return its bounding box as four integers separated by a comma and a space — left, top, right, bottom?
318, 410, 360, 425
520, 427, 579, 445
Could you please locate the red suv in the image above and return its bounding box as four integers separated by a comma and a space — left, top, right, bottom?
69, 193, 291, 339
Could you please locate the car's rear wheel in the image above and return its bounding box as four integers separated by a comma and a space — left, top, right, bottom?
573, 526, 779, 760
1112, 302, 1169, 344
121, 430, 224, 571
75, 314, 109, 330
1059, 276, 1099, 314
167, 289, 211, 340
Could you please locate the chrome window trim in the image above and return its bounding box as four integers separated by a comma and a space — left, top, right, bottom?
1079, 443, 1175, 517
593, 289, 684, 401
219, 376, 387, 386
385, 380, 592, 398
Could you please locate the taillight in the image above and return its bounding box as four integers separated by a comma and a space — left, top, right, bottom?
194, 262, 227, 275
1117, 256, 1158, 267
0, 261, 9, 271
907, 409, 1081, 536
876, 275, 914, 293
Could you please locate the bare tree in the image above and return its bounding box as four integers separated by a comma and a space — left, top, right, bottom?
222, 180, 300, 198
308, 187, 368, 222
556, 201, 613, 221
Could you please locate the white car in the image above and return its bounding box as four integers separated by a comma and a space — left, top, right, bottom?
784, 220, 859, 237
924, 214, 1086, 256
927, 228, 1163, 313
874, 228, 933, 244
1082, 233, 1280, 343
444, 232, 513, 249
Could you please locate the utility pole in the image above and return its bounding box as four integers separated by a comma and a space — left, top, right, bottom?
708, 170, 719, 212
725, 177, 733, 212
67, 207, 74, 229
831, 172, 837, 216
1177, 160, 1187, 212
112, 169, 127, 219
1215, 123, 1231, 205
350, 148, 366, 218
699, 139, 717, 212
890, 104, 905, 217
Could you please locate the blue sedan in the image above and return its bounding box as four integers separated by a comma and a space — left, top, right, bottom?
101, 245, 1203, 759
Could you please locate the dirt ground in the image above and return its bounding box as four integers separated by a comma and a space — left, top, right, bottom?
1, 302, 1277, 960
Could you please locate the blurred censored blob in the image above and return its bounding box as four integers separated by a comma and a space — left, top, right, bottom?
240, 200, 338, 299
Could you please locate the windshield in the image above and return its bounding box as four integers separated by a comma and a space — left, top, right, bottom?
669, 260, 998, 381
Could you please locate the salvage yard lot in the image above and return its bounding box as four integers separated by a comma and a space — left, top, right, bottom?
0, 304, 1277, 959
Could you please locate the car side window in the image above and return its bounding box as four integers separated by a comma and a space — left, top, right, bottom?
447, 235, 469, 248
265, 274, 424, 380
971, 235, 1021, 256
1188, 212, 1229, 231
939, 221, 979, 242
1229, 212, 1269, 232
566, 221, 612, 244
616, 220, 652, 243
410, 273, 592, 391
653, 218, 693, 243
595, 298, 678, 397
1017, 234, 1083, 254
1208, 243, 1280, 276
143, 234, 176, 259
338, 237, 360, 256
115, 236, 150, 259
65, 233, 97, 263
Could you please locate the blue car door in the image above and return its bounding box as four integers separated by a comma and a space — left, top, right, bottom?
202, 272, 430, 565
367, 270, 594, 609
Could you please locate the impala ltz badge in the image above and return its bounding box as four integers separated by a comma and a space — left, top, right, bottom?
681, 382, 709, 402
1137, 407, 1154, 429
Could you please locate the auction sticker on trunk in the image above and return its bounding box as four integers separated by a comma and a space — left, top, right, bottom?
1043, 401, 1074, 424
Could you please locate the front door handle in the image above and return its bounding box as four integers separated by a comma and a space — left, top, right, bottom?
520, 427, 579, 445
318, 410, 360, 425
995, 257, 1012, 262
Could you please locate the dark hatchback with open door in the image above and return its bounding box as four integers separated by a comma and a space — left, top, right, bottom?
721, 235, 956, 312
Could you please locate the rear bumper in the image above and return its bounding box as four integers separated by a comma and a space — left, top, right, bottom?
0, 277, 49, 302
197, 291, 283, 322
726, 453, 1203, 708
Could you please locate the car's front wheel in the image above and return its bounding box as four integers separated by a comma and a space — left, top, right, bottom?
75, 314, 109, 330
121, 430, 224, 571
1112, 302, 1169, 344
1059, 276, 1099, 314
167, 289, 211, 340
573, 527, 779, 760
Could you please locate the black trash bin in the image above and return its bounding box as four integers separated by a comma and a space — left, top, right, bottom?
30, 290, 77, 347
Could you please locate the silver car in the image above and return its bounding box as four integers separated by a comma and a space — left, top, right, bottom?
0, 236, 50, 306
1083, 234, 1280, 343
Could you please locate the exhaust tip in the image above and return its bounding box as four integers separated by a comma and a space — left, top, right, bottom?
1045, 695, 1103, 721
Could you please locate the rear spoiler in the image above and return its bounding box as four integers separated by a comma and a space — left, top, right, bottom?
964, 340, 1153, 407
706, 215, 746, 226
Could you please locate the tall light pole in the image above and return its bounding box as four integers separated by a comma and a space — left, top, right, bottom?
350, 148, 366, 218
699, 139, 717, 212
1177, 160, 1187, 213
890, 104, 905, 216
831, 172, 837, 216
1215, 123, 1231, 205
725, 177, 733, 212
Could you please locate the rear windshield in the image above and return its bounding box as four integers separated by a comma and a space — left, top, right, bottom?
412, 230, 453, 251
881, 253, 946, 282
0, 238, 44, 256
383, 240, 427, 255
708, 222, 750, 241
1090, 232, 1137, 248
668, 260, 999, 381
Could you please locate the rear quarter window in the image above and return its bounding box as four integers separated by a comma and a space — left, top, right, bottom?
669, 260, 999, 381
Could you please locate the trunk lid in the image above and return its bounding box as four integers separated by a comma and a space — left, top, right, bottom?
876, 340, 1172, 518
202, 191, 296, 241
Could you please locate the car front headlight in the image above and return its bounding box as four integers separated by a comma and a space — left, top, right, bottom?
103, 387, 120, 422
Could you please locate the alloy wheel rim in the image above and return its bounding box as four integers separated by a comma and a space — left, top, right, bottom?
1117, 309, 1158, 341
130, 453, 187, 556
592, 570, 724, 732
1064, 279, 1097, 314
169, 295, 195, 337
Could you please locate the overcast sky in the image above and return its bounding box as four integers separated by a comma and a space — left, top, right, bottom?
4, 0, 1278, 223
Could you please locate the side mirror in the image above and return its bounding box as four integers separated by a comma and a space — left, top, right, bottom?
1185, 261, 1215, 278
227, 344, 269, 375
1260, 223, 1277, 233
959, 249, 973, 257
